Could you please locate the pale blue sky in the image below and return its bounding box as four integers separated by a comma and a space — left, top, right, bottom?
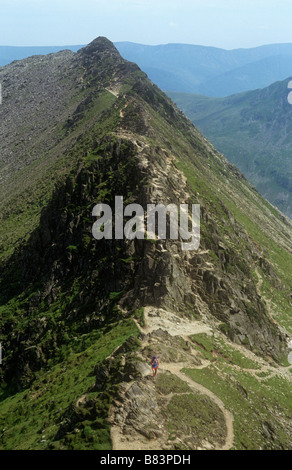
1, 0, 292, 49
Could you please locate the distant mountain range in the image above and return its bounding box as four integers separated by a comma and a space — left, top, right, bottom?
2, 42, 292, 96
168, 77, 292, 218
116, 42, 292, 96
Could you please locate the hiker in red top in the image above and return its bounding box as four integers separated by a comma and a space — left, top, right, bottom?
151, 356, 159, 377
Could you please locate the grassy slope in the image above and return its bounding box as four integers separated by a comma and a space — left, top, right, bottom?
184, 333, 292, 450
167, 83, 292, 218
0, 54, 291, 450
0, 319, 140, 450
0, 89, 117, 262
0, 77, 135, 449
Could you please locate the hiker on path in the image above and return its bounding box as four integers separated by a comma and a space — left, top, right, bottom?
151, 356, 159, 377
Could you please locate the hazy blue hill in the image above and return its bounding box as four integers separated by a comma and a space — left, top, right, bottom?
168, 78, 292, 217
115, 42, 292, 96
198, 54, 292, 96
115, 42, 247, 94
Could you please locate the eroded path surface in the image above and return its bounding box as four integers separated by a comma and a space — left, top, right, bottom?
142, 306, 213, 337
110, 305, 291, 451
110, 307, 235, 450
160, 363, 234, 450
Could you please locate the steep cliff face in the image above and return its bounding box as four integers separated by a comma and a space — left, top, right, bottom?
0, 38, 291, 450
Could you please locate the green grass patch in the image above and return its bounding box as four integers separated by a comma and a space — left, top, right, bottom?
155, 372, 191, 395
184, 364, 292, 450
162, 392, 226, 449
0, 318, 140, 450
189, 333, 260, 369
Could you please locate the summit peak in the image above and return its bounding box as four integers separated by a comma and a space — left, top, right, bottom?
78, 36, 120, 57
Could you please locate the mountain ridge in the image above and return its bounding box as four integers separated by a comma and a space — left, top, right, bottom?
3, 41, 292, 96
0, 37, 291, 450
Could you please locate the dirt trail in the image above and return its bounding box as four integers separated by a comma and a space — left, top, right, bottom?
142, 307, 234, 450
160, 363, 234, 450
110, 306, 236, 450
142, 306, 213, 338
110, 303, 292, 450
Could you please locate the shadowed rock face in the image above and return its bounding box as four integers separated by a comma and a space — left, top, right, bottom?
0, 37, 291, 450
